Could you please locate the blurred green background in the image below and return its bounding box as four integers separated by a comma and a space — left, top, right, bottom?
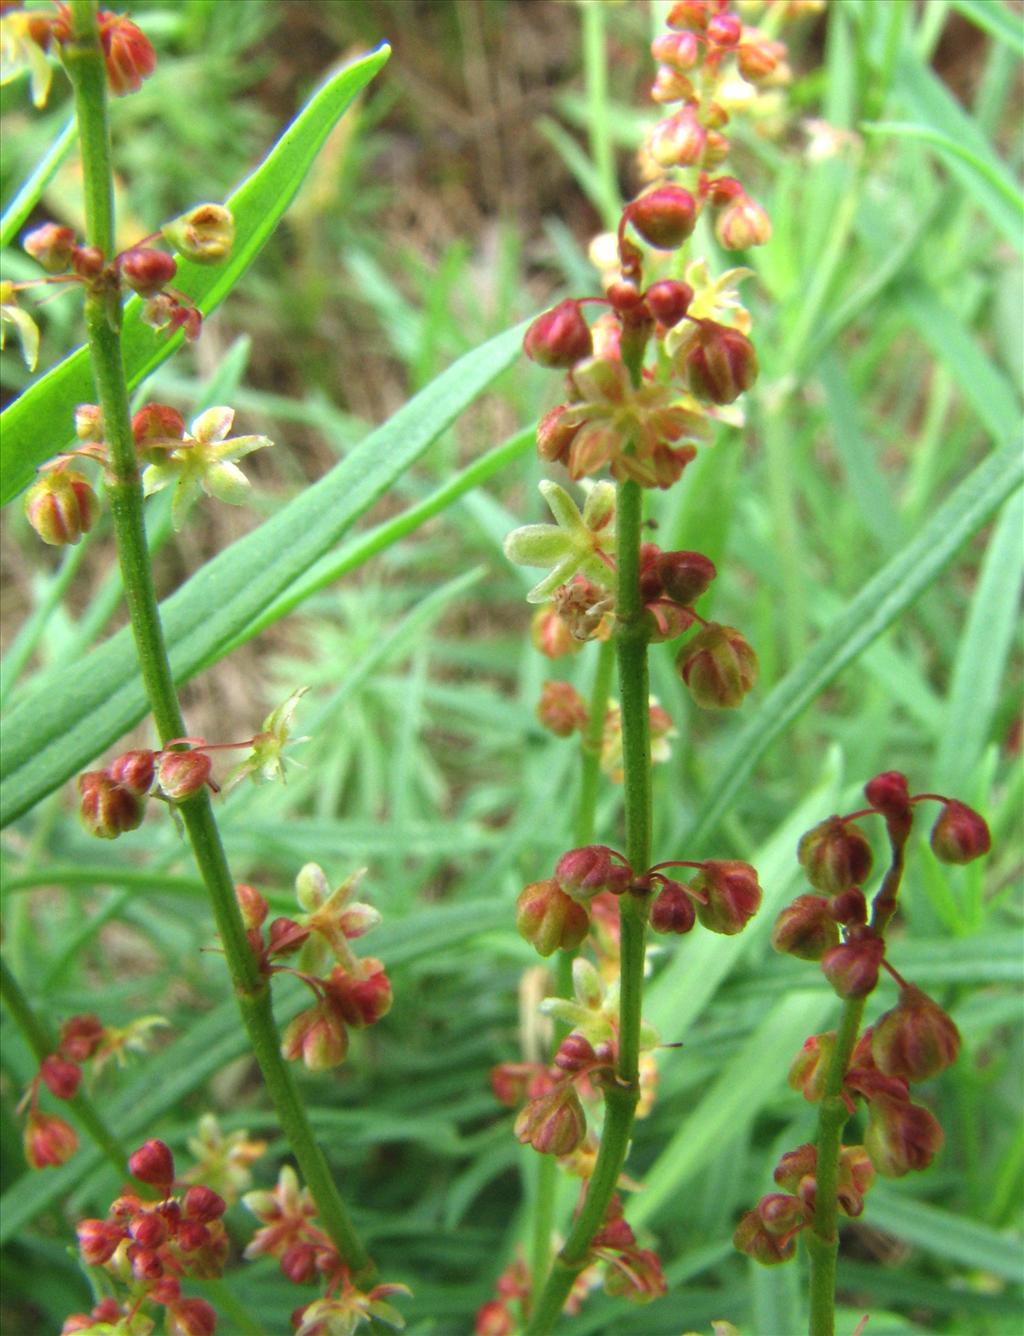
1, 1, 1021, 1333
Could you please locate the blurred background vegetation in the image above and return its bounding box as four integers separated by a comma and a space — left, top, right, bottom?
1, 1, 1021, 1333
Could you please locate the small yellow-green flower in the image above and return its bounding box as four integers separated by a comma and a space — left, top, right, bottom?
226, 688, 309, 790
0, 280, 39, 370
0, 11, 54, 108
503, 479, 616, 604
141, 406, 271, 529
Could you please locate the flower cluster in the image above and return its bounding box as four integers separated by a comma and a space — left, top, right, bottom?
62, 1140, 226, 1336
238, 864, 392, 1073
19, 1013, 166, 1170
1, 3, 156, 109
76, 691, 304, 838
736, 771, 991, 1266
183, 1113, 266, 1206
243, 1164, 409, 1335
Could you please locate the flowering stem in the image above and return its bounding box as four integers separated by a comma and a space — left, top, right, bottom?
0, 954, 128, 1176
64, 0, 373, 1285
525, 476, 651, 1332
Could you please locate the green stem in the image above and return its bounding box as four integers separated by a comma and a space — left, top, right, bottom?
64, 0, 373, 1285
0, 954, 128, 1176
525, 478, 652, 1333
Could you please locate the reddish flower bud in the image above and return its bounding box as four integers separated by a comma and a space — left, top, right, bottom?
166, 1297, 217, 1336
266, 916, 311, 957
772, 895, 839, 960
100, 12, 157, 96
25, 471, 98, 546
162, 204, 235, 264
667, 2, 709, 32
156, 748, 212, 801
679, 320, 758, 404
864, 770, 911, 820
820, 936, 885, 999
183, 1185, 226, 1222
490, 1061, 549, 1107
644, 279, 694, 329
281, 1004, 349, 1071
515, 1085, 586, 1156
40, 1055, 82, 1100
324, 959, 392, 1028
716, 197, 772, 250
656, 549, 716, 605
677, 622, 758, 709
535, 404, 580, 466
733, 1208, 797, 1264
537, 681, 588, 737
773, 1143, 817, 1193
281, 1241, 319, 1284
22, 222, 77, 273
603, 1246, 667, 1302
235, 882, 269, 930
554, 845, 624, 900
649, 106, 706, 167
531, 606, 581, 659
738, 41, 780, 82
554, 1033, 598, 1073
72, 245, 105, 280
871, 985, 960, 1083
651, 64, 693, 104
120, 246, 177, 297
651, 31, 699, 70
108, 749, 156, 796
129, 1139, 175, 1192
74, 403, 104, 441
757, 1192, 810, 1237
524, 300, 593, 368
77, 1217, 125, 1265
837, 1144, 876, 1216
24, 1110, 78, 1169
692, 859, 762, 935
829, 887, 867, 926
130, 1210, 167, 1249
798, 816, 873, 895
132, 402, 187, 449
929, 800, 990, 864
788, 1031, 836, 1102
650, 880, 697, 934
476, 1302, 515, 1336
59, 1013, 105, 1061
516, 879, 590, 956
864, 1093, 944, 1177
627, 186, 697, 249
707, 13, 742, 45
78, 769, 144, 839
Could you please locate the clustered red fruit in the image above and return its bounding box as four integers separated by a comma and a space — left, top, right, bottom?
77, 742, 216, 838
62, 1141, 224, 1336
740, 770, 992, 1271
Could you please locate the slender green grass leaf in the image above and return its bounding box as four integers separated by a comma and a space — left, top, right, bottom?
685, 444, 1024, 846
868, 1187, 1024, 1281
0, 117, 76, 251
750, 1257, 805, 1336
0, 45, 390, 507
934, 488, 1024, 791
952, 0, 1024, 56
0, 321, 527, 827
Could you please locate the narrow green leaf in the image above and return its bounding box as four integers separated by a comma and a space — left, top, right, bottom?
951, 0, 1024, 56
685, 443, 1024, 846
0, 45, 391, 507
0, 321, 527, 827
0, 117, 77, 251
868, 1187, 1024, 1281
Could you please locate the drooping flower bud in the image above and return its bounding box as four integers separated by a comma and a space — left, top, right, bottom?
828, 886, 868, 926
651, 30, 699, 70
58, 1014, 105, 1061
716, 197, 772, 250
603, 1246, 667, 1302
323, 960, 392, 1028
107, 749, 156, 797
738, 40, 781, 83
156, 749, 213, 801
837, 1145, 876, 1216
644, 279, 694, 328
650, 879, 697, 934
757, 1192, 810, 1237
627, 186, 697, 249
516, 879, 590, 956
692, 859, 762, 935
679, 320, 758, 404
514, 1085, 586, 1156
771, 895, 839, 960
707, 13, 742, 47
648, 106, 706, 167
798, 816, 873, 895
78, 770, 144, 839
864, 1093, 944, 1177
536, 681, 588, 737
281, 1004, 349, 1071
235, 883, 269, 930
120, 246, 177, 297
40, 1055, 82, 1100
24, 471, 97, 546
864, 770, 911, 822
871, 985, 960, 1083
553, 1033, 598, 1074
733, 1208, 797, 1264
162, 204, 235, 264
22, 222, 76, 273
677, 622, 758, 709
773, 1143, 817, 1193
76, 1217, 125, 1265
929, 800, 991, 865
531, 606, 581, 659
820, 936, 885, 999
656, 549, 716, 605
523, 300, 593, 368
72, 245, 104, 280
788, 1031, 836, 1102
129, 1139, 175, 1192
100, 12, 157, 96
554, 846, 628, 901
167, 1297, 217, 1336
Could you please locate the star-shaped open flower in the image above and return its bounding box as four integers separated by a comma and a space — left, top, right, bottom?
225, 687, 309, 790
141, 406, 272, 529
0, 280, 39, 370
504, 479, 616, 604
